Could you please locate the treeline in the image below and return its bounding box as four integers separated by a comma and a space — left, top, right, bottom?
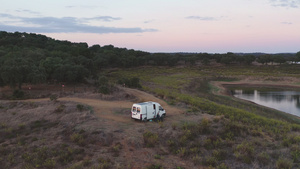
0, 31, 299, 89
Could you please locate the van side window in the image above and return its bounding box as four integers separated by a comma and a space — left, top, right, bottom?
153, 104, 156, 109
132, 106, 136, 112
137, 107, 140, 113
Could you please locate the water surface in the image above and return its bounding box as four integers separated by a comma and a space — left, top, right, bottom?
232, 89, 300, 117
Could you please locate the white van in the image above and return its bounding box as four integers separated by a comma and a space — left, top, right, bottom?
131, 101, 166, 121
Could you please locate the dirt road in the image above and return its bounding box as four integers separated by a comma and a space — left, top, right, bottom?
26, 87, 184, 123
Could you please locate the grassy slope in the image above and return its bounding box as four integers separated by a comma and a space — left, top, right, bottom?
109, 65, 300, 169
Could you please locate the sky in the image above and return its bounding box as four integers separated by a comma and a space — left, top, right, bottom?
0, 0, 300, 53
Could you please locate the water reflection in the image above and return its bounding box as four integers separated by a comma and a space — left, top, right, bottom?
232, 89, 300, 117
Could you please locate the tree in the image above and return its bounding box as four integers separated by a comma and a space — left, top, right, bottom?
40, 57, 63, 80
167, 56, 179, 67
201, 58, 210, 65
93, 54, 108, 71
296, 51, 300, 62
1, 53, 45, 89
273, 55, 286, 65
243, 55, 255, 65
257, 55, 271, 65
53, 64, 89, 83
152, 53, 168, 66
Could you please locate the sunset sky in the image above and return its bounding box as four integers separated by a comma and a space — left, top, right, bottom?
1, 0, 300, 53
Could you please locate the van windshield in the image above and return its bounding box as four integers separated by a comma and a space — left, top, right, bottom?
159, 106, 164, 111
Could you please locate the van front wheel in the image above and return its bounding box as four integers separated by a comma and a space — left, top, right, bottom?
160, 114, 165, 122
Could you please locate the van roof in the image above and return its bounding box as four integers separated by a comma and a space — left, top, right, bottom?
134, 101, 157, 106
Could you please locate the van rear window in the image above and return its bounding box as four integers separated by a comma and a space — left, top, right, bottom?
132, 106, 136, 112
137, 107, 140, 113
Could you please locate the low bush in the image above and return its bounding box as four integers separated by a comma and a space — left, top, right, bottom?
117, 77, 142, 88
76, 104, 85, 112
143, 131, 158, 148
12, 89, 25, 99
49, 94, 58, 101
192, 155, 202, 165
70, 133, 85, 146
276, 158, 293, 169
110, 142, 122, 157
176, 147, 189, 158
203, 156, 217, 167
291, 145, 300, 162
282, 134, 300, 147
54, 104, 65, 113
212, 149, 227, 161
234, 142, 255, 164
96, 157, 111, 169
146, 164, 163, 169
217, 163, 230, 169
257, 152, 270, 166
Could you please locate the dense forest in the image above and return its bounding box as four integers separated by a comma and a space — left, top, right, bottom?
0, 31, 299, 89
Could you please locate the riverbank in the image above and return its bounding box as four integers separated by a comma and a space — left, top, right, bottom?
211, 77, 300, 121
211, 76, 300, 96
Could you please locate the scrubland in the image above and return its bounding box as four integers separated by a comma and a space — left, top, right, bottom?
1, 65, 300, 169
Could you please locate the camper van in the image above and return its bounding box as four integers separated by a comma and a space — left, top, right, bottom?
131, 101, 166, 121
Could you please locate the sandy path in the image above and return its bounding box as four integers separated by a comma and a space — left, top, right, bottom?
25, 88, 184, 123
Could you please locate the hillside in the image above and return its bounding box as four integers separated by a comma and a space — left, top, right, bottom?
1, 31, 300, 168
1, 31, 299, 90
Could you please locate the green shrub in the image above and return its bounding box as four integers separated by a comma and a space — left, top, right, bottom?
143, 131, 158, 147
172, 123, 178, 130
96, 157, 111, 169
176, 147, 189, 157
49, 94, 58, 101
217, 163, 229, 169
167, 140, 177, 154
146, 164, 163, 169
111, 142, 122, 157
212, 149, 227, 161
276, 158, 293, 169
282, 134, 300, 147
192, 155, 202, 165
70, 133, 85, 146
291, 145, 300, 162
257, 152, 270, 166
18, 123, 25, 129
203, 156, 217, 167
0, 123, 6, 129
117, 77, 142, 88
234, 142, 255, 164
82, 158, 92, 167
54, 104, 65, 113
204, 135, 222, 149
43, 159, 56, 168
76, 104, 85, 112
154, 154, 161, 159
30, 120, 43, 129
98, 85, 110, 94
13, 89, 24, 99
7, 153, 15, 165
